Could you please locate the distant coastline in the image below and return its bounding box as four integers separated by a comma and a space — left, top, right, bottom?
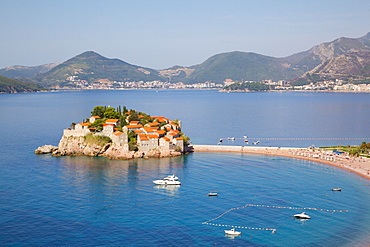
219, 89, 370, 93
7, 88, 370, 93
192, 145, 370, 181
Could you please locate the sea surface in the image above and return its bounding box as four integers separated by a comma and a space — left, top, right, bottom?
0, 90, 370, 246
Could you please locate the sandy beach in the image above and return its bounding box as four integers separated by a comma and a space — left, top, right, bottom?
192, 145, 370, 181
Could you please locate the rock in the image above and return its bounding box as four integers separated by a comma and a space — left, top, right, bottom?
145, 149, 161, 158
103, 145, 135, 159
34, 145, 58, 154
38, 135, 188, 160
134, 151, 145, 158
170, 151, 182, 156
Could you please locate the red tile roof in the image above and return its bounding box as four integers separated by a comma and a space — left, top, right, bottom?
147, 134, 159, 139
126, 125, 143, 129
79, 123, 90, 126
106, 119, 119, 122
147, 122, 160, 126
155, 130, 166, 135
143, 127, 157, 133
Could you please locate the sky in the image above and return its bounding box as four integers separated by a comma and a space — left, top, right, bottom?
1, 0, 370, 69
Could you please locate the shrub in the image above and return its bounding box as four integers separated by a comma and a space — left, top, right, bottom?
84, 133, 112, 147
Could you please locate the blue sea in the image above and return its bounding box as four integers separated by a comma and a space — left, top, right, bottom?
0, 90, 370, 246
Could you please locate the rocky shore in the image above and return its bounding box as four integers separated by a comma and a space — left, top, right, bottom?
35, 135, 184, 159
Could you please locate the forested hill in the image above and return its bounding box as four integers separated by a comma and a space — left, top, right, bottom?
181, 52, 300, 84
0, 75, 45, 93
30, 51, 163, 87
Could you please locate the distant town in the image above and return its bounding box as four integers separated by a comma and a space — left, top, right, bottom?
56, 76, 370, 92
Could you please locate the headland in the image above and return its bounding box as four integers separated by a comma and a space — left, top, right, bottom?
192, 145, 370, 180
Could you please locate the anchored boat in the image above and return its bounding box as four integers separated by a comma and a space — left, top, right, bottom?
224, 228, 241, 235
293, 212, 311, 219
153, 175, 181, 185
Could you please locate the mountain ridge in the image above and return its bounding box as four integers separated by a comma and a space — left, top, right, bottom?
1, 32, 370, 87
31, 51, 163, 87
297, 51, 370, 83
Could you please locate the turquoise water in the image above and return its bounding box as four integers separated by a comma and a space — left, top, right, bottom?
1, 90, 370, 246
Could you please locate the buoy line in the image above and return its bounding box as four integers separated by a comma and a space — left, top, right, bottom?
202, 203, 349, 233
221, 137, 370, 141
202, 222, 277, 233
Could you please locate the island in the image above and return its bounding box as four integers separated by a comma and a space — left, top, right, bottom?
35, 106, 192, 159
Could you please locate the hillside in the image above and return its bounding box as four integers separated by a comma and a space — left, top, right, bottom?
0, 63, 59, 79
0, 75, 45, 93
182, 52, 296, 83
282, 32, 370, 77
297, 51, 370, 83
30, 51, 163, 87
3, 31, 370, 87
160, 32, 370, 84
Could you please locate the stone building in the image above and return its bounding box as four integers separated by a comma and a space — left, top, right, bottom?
63, 115, 185, 154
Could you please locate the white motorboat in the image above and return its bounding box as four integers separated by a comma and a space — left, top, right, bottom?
332, 188, 342, 191
153, 175, 181, 185
207, 191, 218, 196
224, 228, 241, 235
293, 212, 311, 219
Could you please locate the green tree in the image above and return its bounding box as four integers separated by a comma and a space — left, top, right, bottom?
104, 107, 120, 119
128, 131, 138, 151
89, 118, 105, 127
128, 110, 139, 122
91, 106, 106, 118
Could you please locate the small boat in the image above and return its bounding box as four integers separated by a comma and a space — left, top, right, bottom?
224, 228, 241, 235
332, 188, 342, 191
153, 175, 181, 185
252, 141, 260, 145
294, 212, 311, 219
208, 191, 218, 196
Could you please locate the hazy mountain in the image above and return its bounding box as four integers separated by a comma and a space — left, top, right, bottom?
0, 63, 59, 79
282, 32, 370, 77
180, 51, 294, 84
161, 32, 370, 84
3, 32, 370, 87
30, 51, 163, 87
296, 51, 370, 83
0, 75, 46, 93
